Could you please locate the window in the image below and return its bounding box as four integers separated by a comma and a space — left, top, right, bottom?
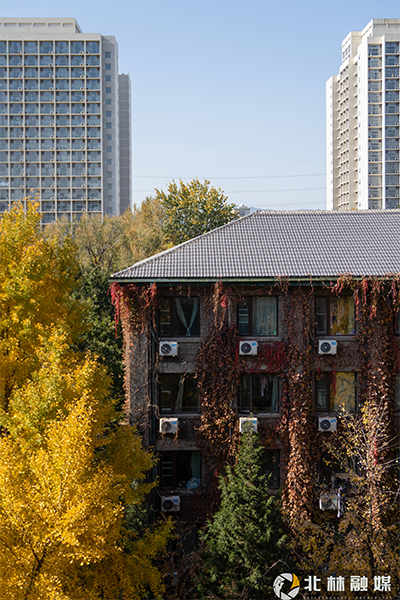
106, 87, 111, 93
106, 134, 112, 141
106, 111, 111, 117
105, 76, 111, 82
106, 146, 112, 152
106, 122, 112, 129
238, 297, 278, 336
105, 63, 111, 70
159, 297, 200, 337
160, 451, 201, 489
316, 372, 356, 412
261, 449, 280, 488
159, 373, 199, 413
105, 99, 111, 106
105, 51, 111, 58
239, 373, 280, 413
395, 374, 400, 410
316, 297, 355, 335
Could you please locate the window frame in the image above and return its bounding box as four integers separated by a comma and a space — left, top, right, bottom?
316, 372, 357, 412
160, 450, 201, 490
238, 372, 281, 414
237, 296, 278, 336
159, 297, 200, 338
316, 295, 356, 336
158, 372, 199, 414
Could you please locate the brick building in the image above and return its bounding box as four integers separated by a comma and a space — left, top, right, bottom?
110, 210, 400, 525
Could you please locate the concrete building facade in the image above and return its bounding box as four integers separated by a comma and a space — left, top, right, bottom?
0, 18, 131, 221
327, 19, 400, 211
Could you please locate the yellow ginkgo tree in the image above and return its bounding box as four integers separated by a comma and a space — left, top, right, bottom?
0, 333, 172, 600
0, 203, 172, 600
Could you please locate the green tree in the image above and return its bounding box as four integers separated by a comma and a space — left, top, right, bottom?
155, 178, 239, 245
198, 431, 287, 599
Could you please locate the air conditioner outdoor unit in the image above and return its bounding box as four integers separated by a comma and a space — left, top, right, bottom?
81, 158, 85, 161
318, 340, 337, 355
319, 491, 339, 511
81, 184, 85, 188
159, 341, 178, 356
239, 340, 258, 356
159, 417, 178, 435
239, 417, 258, 433
319, 416, 337, 432
161, 496, 180, 513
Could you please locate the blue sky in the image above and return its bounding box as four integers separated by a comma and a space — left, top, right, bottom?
1, 0, 400, 210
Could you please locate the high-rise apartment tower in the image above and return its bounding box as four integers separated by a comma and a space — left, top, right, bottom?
327, 19, 400, 210
0, 18, 131, 221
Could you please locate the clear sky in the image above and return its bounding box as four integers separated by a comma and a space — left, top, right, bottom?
1, 0, 399, 210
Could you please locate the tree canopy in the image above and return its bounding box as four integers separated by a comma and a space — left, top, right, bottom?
198, 431, 287, 599
0, 203, 172, 600
155, 178, 239, 246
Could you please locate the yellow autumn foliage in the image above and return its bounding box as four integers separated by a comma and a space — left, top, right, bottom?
0, 330, 172, 600
0, 204, 172, 599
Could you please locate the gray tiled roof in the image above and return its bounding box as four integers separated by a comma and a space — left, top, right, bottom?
111, 210, 400, 281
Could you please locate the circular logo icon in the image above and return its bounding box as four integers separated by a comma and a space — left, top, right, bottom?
273, 573, 300, 599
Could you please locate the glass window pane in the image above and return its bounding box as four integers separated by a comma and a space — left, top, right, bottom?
316, 374, 329, 411
160, 374, 172, 412
253, 297, 277, 335
330, 297, 355, 335
240, 374, 251, 412
174, 298, 199, 337
261, 449, 280, 488
316, 298, 327, 334
238, 300, 250, 335
161, 453, 173, 489
175, 374, 199, 412
332, 372, 356, 411
252, 374, 279, 412
395, 374, 400, 410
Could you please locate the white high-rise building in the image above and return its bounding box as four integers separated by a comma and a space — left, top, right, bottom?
0, 18, 131, 221
327, 19, 400, 211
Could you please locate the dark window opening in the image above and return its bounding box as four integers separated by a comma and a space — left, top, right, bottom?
159, 297, 200, 337
261, 449, 280, 488
160, 451, 201, 489
316, 372, 356, 412
159, 373, 199, 413
316, 297, 355, 335
239, 373, 280, 413
238, 297, 278, 336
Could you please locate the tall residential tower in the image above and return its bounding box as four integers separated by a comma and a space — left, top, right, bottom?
0, 18, 131, 221
327, 19, 400, 210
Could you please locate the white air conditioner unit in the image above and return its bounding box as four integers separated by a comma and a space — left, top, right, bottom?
318, 340, 337, 355
159, 417, 178, 435
49, 87, 53, 91
161, 496, 180, 513
319, 416, 337, 432
81, 158, 85, 161
81, 111, 85, 114
319, 491, 339, 511
159, 341, 178, 356
51, 185, 54, 188
80, 87, 84, 90
50, 173, 54, 176
18, 87, 22, 91
81, 184, 85, 188
239, 340, 258, 356
20, 185, 24, 188
239, 417, 258, 433
50, 158, 54, 162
